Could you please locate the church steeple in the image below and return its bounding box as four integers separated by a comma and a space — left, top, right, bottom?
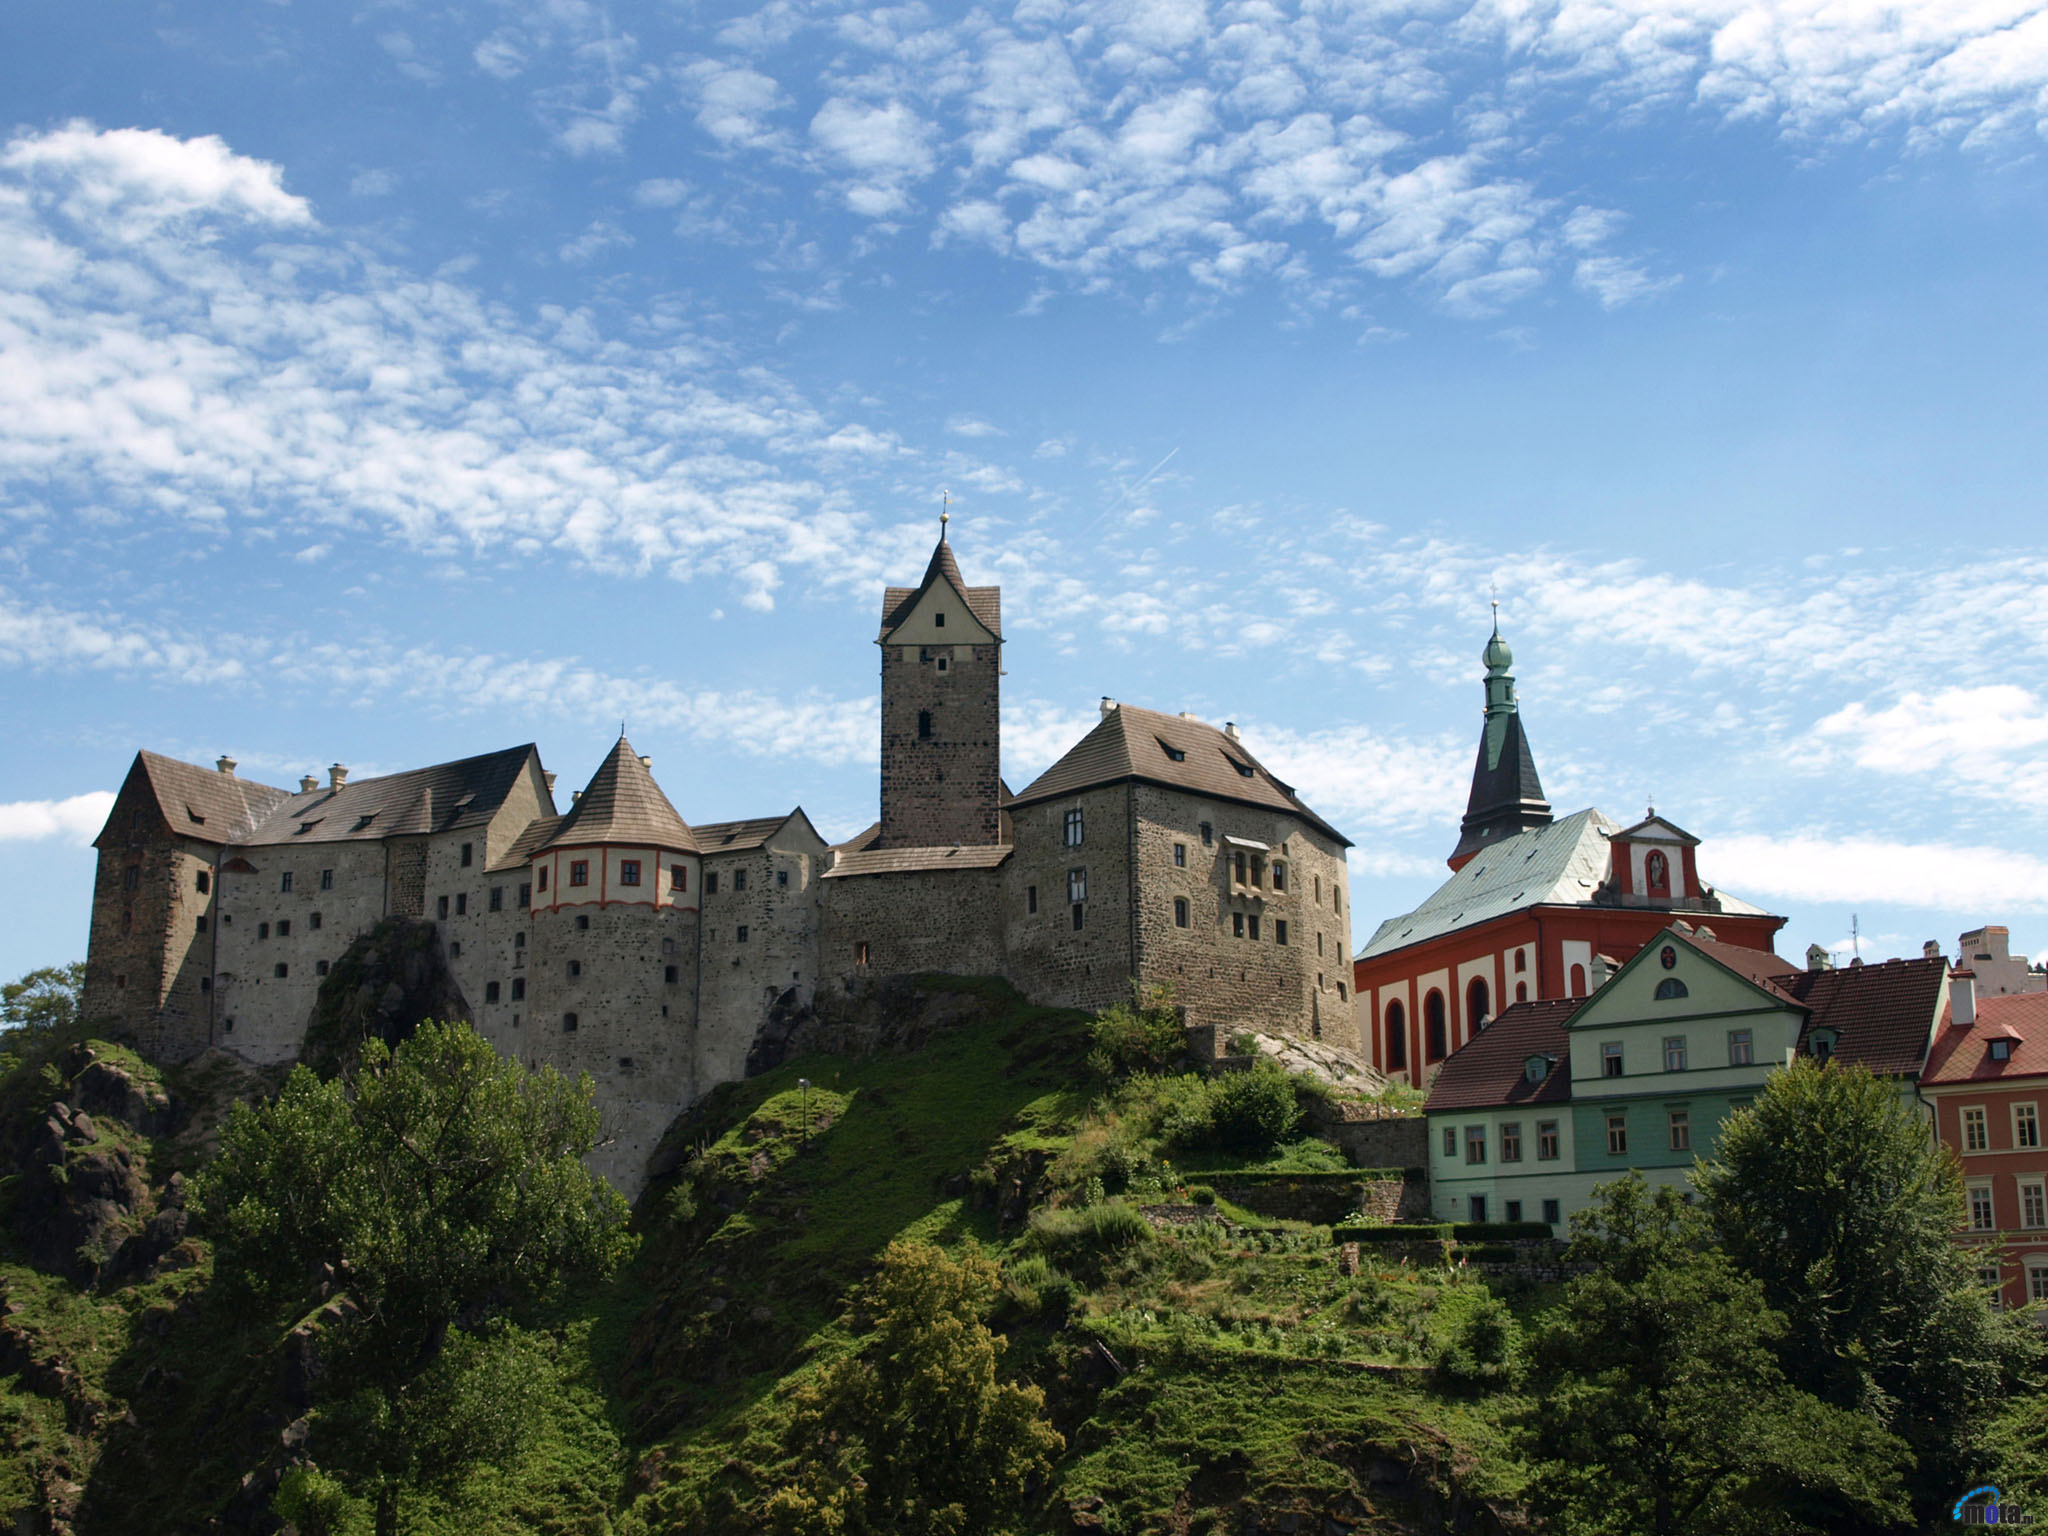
1448, 607, 1552, 870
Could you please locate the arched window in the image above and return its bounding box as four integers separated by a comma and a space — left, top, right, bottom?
1467, 976, 1490, 1031
1516, 981, 1528, 1003
1424, 990, 1447, 1062
1385, 1001, 1407, 1070
1646, 849, 1670, 896
1569, 963, 1587, 997
1513, 950, 1527, 973
1654, 977, 1688, 1000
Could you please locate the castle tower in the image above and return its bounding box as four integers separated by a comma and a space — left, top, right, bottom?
1447, 610, 1552, 871
875, 517, 1003, 848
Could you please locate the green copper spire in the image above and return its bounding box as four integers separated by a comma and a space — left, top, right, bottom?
1450, 604, 1552, 869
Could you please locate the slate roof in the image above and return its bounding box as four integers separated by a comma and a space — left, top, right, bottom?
878, 535, 1002, 639
1359, 809, 1620, 959
237, 745, 539, 847
695, 815, 793, 853
1780, 955, 1949, 1077
542, 737, 699, 854
1423, 998, 1581, 1113
1008, 704, 1349, 846
1450, 709, 1551, 866
486, 814, 564, 873
106, 752, 293, 847
824, 844, 1013, 878
1924, 992, 2048, 1085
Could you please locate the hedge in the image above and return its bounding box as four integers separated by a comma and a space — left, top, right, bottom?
1329, 1220, 1555, 1245
1178, 1168, 1412, 1185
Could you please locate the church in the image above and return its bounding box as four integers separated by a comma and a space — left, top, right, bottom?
79, 522, 1357, 1193
1352, 612, 1786, 1087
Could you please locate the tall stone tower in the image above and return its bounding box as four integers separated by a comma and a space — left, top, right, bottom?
1448, 607, 1553, 871
875, 517, 1003, 848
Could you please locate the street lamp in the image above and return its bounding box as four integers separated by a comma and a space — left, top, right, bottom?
798, 1078, 811, 1148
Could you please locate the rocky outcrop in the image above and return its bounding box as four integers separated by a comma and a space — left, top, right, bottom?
300, 916, 471, 1076
744, 973, 1024, 1076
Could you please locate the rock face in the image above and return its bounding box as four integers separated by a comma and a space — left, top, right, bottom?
743, 973, 1014, 1076
300, 916, 472, 1075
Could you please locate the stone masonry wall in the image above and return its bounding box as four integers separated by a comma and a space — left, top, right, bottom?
818, 866, 1006, 993
696, 833, 827, 1089
878, 641, 1002, 848
1000, 784, 1136, 1015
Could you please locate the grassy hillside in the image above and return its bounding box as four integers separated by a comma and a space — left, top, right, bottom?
2, 981, 1528, 1535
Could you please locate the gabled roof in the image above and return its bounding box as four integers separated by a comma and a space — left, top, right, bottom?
487, 814, 564, 873
1424, 998, 1581, 1113
824, 843, 1012, 878
1612, 813, 1700, 845
1008, 704, 1349, 846
1924, 992, 2048, 1085
1360, 808, 1619, 959
100, 751, 293, 848
877, 533, 1002, 639
1779, 956, 1949, 1077
239, 744, 539, 847
542, 736, 699, 854
1686, 933, 1802, 1005
696, 808, 825, 854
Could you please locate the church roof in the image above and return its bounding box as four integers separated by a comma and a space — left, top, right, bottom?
878, 531, 1002, 639
1450, 707, 1551, 866
542, 737, 699, 854
239, 745, 539, 847
1360, 808, 1620, 959
1008, 704, 1349, 846
1423, 998, 1580, 1113
106, 751, 293, 847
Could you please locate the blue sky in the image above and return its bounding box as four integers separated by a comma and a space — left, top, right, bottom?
4, 0, 2047, 985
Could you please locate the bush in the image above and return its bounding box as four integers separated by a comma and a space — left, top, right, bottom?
1225, 1032, 1259, 1056
1187, 1184, 1215, 1206
1027, 1201, 1155, 1284
1451, 1221, 1554, 1242
1086, 986, 1185, 1077
1204, 1058, 1301, 1153
1430, 1284, 1521, 1390
1004, 1253, 1077, 1317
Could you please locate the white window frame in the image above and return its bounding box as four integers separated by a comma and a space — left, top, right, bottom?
2019, 1177, 2047, 1230
1465, 1125, 1487, 1165
1727, 1029, 1752, 1066
2029, 1262, 2048, 1305
1663, 1035, 1687, 1072
1601, 1042, 1624, 1078
1967, 1181, 1996, 1233
2014, 1101, 2041, 1150
1064, 807, 1085, 847
1961, 1104, 1989, 1153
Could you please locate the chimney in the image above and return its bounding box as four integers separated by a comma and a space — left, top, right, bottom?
1923, 939, 1943, 961
299, 775, 319, 793
1224, 721, 1240, 742
1952, 968, 1977, 1029
1593, 953, 1618, 987
329, 764, 349, 789
1672, 918, 1695, 936
572, 790, 583, 804
1099, 697, 1116, 718
1694, 925, 1717, 943
544, 771, 557, 793
639, 755, 652, 770
215, 755, 236, 776
1179, 711, 1198, 721
1806, 943, 1833, 972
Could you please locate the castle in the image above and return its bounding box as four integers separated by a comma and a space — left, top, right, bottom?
80, 524, 1356, 1191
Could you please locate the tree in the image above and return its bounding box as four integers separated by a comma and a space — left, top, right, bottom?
1697, 1060, 2018, 1515
0, 961, 84, 1042
765, 1241, 1064, 1536
1521, 1176, 1907, 1536
198, 1020, 634, 1536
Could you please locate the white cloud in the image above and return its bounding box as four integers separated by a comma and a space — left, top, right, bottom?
1713, 833, 2048, 914
1814, 686, 2048, 806
0, 792, 116, 844
681, 59, 787, 149
1236, 720, 1473, 837
809, 97, 936, 215
2, 122, 312, 236
633, 177, 690, 208
349, 168, 398, 197
946, 415, 1004, 438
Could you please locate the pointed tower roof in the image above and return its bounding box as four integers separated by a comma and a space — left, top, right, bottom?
878, 515, 1002, 639
542, 736, 699, 853
1449, 609, 1551, 870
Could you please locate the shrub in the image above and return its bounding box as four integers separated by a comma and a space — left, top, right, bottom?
1204, 1059, 1301, 1152
1086, 985, 1185, 1078
1027, 1200, 1155, 1284
1004, 1253, 1077, 1317
1187, 1184, 1215, 1206
1225, 1031, 1260, 1056
1430, 1284, 1521, 1390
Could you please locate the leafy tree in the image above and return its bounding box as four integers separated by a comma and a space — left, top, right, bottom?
1697, 1060, 2016, 1514
198, 1020, 634, 1536
1521, 1176, 1907, 1536
0, 961, 84, 1042
765, 1241, 1064, 1536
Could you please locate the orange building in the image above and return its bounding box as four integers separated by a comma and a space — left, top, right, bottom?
1921, 977, 2048, 1310
1354, 617, 1785, 1086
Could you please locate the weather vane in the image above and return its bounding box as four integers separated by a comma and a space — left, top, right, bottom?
941, 488, 950, 535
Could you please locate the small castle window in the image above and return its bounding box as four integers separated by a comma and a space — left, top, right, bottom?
671, 865, 688, 892
519, 882, 531, 908
620, 860, 641, 887
122, 908, 133, 933
512, 978, 525, 1000
1200, 823, 1213, 845
315, 960, 328, 977
936, 657, 948, 672
1248, 914, 1261, 940
1654, 978, 1688, 1000
855, 941, 870, 965
934, 611, 946, 627
737, 925, 750, 942
489, 887, 503, 911
918, 710, 933, 740
515, 931, 525, 948
437, 896, 449, 919
1067, 868, 1087, 903
538, 867, 549, 892
309, 911, 322, 930
734, 869, 747, 892
562, 1013, 578, 1032
569, 861, 589, 887
575, 914, 590, 931
1272, 861, 1286, 891
278, 919, 292, 937
259, 921, 270, 940
281, 871, 294, 892
1275, 919, 1288, 945
486, 981, 501, 1003
1026, 885, 1037, 914
455, 893, 467, 916
1064, 808, 1084, 846
196, 916, 208, 933
195, 870, 210, 894
777, 868, 788, 887
1173, 843, 1186, 867
665, 965, 678, 984
320, 869, 333, 890
460, 843, 473, 867
705, 872, 719, 895
274, 962, 289, 978
1234, 851, 1247, 884
1071, 903, 1085, 931
1174, 898, 1189, 928
568, 960, 582, 978
1233, 912, 1246, 938
198, 976, 210, 992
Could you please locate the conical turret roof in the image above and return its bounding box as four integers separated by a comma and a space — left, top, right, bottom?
542, 736, 699, 853
878, 523, 1002, 639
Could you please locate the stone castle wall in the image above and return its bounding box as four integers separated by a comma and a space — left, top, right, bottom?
819, 865, 1007, 994
696, 835, 827, 1088
878, 641, 1002, 847
1001, 784, 1137, 1015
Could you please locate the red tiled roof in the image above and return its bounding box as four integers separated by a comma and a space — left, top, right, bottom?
1779, 955, 1948, 1077
1689, 934, 1802, 1004
1923, 991, 2048, 1085
1423, 998, 1581, 1113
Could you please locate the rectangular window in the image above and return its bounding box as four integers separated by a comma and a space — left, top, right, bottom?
1200, 823, 1213, 845
280, 871, 293, 892
1234, 850, 1248, 884
1602, 1043, 1624, 1077
1607, 1114, 1629, 1155
1068, 868, 1087, 903
485, 981, 501, 1003
1026, 885, 1037, 914
1247, 915, 1261, 941
196, 870, 211, 893
1669, 1110, 1691, 1151
1963, 1106, 1989, 1151
313, 961, 327, 977
320, 868, 333, 890
568, 960, 581, 978
1272, 861, 1286, 891
1505, 1199, 1522, 1222
1233, 912, 1245, 938
307, 912, 320, 931
511, 978, 525, 1001
437, 896, 449, 919
1071, 903, 1085, 931
1173, 843, 1186, 867
665, 965, 679, 984
274, 919, 291, 938
196, 916, 207, 933
737, 925, 749, 942
563, 1013, 578, 1032
1468, 1194, 1488, 1222
1250, 855, 1264, 888
274, 962, 288, 978
1537, 1121, 1559, 1160
1663, 1036, 1687, 1072
575, 914, 589, 930
570, 860, 589, 887
2016, 1103, 2041, 1149
620, 860, 641, 887
777, 868, 788, 887
855, 941, 871, 965
1968, 1184, 1995, 1231
1275, 919, 1288, 945
259, 921, 270, 939
1338, 982, 1347, 1001
538, 867, 549, 892
1174, 897, 1189, 928
519, 882, 532, 908
1980, 1266, 2003, 1308
1064, 808, 1084, 846
490, 887, 503, 912
1728, 1029, 1752, 1065
705, 872, 719, 895
666, 865, 685, 892
2032, 1266, 2048, 1305
455, 893, 467, 916
2021, 1180, 2046, 1229
1542, 1198, 1561, 1225
1500, 1122, 1522, 1162
1442, 1126, 1457, 1157
460, 843, 473, 867
734, 869, 747, 892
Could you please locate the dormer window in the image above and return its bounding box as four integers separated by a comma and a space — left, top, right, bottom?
1990, 1038, 2013, 1062
1524, 1055, 1549, 1084
1225, 755, 1254, 778
1158, 738, 1186, 763
1808, 1028, 1838, 1063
